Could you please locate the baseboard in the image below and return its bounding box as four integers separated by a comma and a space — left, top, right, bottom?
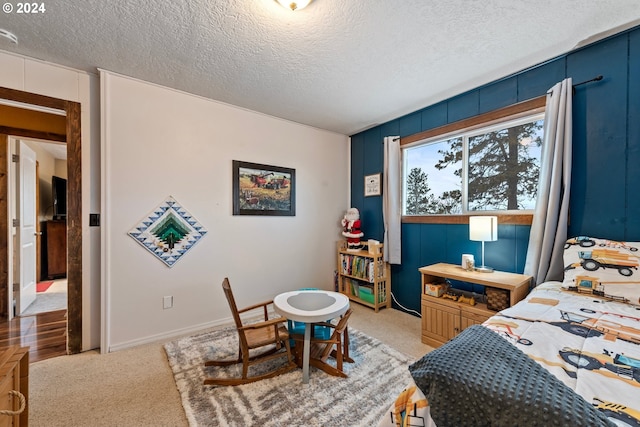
106, 307, 277, 353
107, 317, 232, 353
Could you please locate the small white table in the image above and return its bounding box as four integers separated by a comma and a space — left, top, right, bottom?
273, 290, 350, 384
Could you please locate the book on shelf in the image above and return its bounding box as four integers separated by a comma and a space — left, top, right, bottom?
339, 253, 385, 283
347, 278, 360, 297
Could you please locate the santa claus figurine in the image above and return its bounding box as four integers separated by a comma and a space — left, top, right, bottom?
341, 207, 364, 251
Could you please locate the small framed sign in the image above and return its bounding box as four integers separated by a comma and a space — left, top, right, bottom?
364, 173, 381, 197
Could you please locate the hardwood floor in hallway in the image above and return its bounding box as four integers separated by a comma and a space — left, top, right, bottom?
0, 310, 67, 363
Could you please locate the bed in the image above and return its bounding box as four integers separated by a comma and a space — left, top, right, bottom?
378, 237, 640, 427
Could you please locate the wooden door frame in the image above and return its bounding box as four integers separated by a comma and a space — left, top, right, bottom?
0, 86, 82, 354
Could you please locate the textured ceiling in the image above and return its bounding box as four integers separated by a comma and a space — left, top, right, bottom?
0, 1, 639, 135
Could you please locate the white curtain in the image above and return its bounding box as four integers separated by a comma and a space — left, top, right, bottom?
383, 136, 402, 264
524, 78, 573, 285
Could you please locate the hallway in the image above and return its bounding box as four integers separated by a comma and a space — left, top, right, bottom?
22, 279, 68, 316
0, 309, 67, 363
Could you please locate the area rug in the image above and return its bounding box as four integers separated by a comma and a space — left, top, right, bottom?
36, 280, 54, 293
164, 326, 414, 427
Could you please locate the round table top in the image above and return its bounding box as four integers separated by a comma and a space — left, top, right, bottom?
273, 290, 349, 323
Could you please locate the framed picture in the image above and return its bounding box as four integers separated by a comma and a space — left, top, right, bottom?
232, 160, 296, 216
364, 173, 381, 197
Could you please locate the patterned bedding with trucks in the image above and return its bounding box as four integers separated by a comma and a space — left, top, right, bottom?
379, 237, 640, 427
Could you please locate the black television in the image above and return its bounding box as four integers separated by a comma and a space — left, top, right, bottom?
52, 175, 67, 220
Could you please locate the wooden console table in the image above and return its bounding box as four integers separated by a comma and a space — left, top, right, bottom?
419, 263, 531, 347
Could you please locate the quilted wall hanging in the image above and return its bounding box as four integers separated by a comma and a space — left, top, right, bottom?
128, 196, 207, 267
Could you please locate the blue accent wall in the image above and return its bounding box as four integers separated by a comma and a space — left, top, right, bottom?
349, 26, 640, 315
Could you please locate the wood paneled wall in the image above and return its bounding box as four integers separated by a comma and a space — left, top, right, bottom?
349, 26, 640, 314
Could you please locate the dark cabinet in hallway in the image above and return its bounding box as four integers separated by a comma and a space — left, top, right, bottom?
41, 220, 67, 280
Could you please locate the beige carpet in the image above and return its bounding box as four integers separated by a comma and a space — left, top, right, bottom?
29, 303, 433, 427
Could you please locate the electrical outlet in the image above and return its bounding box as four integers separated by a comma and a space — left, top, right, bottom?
163, 296, 173, 309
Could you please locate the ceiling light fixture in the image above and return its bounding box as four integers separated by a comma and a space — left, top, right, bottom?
276, 0, 312, 11
0, 29, 18, 44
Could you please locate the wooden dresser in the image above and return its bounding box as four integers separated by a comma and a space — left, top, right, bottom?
41, 220, 67, 280
419, 263, 531, 347
0, 346, 28, 427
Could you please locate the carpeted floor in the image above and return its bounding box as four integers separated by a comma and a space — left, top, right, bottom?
164, 326, 414, 427
28, 303, 433, 427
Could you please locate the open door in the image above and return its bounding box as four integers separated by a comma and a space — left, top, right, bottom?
16, 141, 37, 314
1, 86, 82, 354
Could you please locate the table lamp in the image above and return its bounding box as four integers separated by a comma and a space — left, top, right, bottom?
469, 216, 498, 273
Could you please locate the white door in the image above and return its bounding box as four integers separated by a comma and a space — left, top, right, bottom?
17, 141, 37, 315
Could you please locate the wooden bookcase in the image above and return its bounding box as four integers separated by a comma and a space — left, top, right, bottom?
337, 240, 391, 312
419, 263, 531, 347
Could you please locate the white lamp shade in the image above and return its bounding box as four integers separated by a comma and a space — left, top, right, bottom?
469, 216, 498, 242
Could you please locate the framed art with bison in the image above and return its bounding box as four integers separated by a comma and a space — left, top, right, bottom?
232, 160, 296, 216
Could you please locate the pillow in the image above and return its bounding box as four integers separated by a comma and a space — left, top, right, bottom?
563, 237, 640, 305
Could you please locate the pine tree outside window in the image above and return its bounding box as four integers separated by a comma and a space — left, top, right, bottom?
403, 112, 544, 215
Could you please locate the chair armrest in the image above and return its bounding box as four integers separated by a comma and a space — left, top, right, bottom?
239, 317, 285, 330
237, 300, 273, 314
312, 321, 336, 329
237, 300, 274, 321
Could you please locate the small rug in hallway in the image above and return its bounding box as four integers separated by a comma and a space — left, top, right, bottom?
164, 326, 414, 427
37, 280, 54, 293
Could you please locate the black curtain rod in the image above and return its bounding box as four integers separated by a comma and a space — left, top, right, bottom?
574, 75, 603, 87
388, 76, 603, 139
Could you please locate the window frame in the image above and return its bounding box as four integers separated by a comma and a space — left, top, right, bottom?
400, 95, 546, 225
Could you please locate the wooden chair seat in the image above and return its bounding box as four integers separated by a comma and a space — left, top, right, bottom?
291, 308, 354, 378
204, 278, 297, 386
244, 326, 286, 349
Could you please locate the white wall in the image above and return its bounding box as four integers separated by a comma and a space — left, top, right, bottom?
54, 159, 67, 179
0, 50, 101, 350
21, 140, 66, 220
101, 71, 349, 351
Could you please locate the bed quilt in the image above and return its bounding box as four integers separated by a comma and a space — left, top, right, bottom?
484, 282, 640, 426
561, 237, 639, 305
379, 282, 640, 427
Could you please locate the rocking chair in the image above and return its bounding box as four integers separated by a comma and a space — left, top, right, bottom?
291, 308, 354, 378
204, 278, 297, 386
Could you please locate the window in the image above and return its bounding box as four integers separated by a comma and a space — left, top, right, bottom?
403, 111, 544, 215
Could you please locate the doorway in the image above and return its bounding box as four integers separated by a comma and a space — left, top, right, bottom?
11, 137, 68, 317
0, 86, 82, 354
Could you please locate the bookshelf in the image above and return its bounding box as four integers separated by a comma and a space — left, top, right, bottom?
337, 240, 391, 312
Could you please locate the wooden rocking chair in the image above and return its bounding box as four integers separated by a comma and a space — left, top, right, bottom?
291, 308, 354, 378
204, 278, 297, 386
